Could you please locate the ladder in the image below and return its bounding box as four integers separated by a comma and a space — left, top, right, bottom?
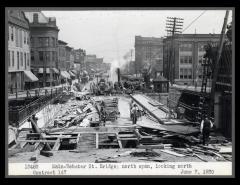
196, 58, 210, 123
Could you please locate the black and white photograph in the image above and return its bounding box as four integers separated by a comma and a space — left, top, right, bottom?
6, 7, 234, 176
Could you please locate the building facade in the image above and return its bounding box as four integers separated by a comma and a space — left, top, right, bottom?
74, 49, 86, 74
24, 11, 59, 87
135, 36, 164, 78
85, 55, 104, 73
163, 34, 220, 86
8, 10, 38, 92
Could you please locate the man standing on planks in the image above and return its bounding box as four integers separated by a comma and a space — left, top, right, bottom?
200, 116, 214, 145
131, 104, 139, 125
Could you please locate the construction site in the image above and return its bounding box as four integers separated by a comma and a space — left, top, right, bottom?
7, 10, 233, 166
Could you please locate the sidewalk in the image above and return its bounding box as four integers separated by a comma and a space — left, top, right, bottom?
8, 83, 69, 100
8, 79, 80, 100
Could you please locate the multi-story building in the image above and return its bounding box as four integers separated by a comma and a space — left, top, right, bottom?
57, 40, 71, 83
24, 11, 60, 87
163, 34, 220, 86
135, 36, 164, 78
65, 46, 76, 79
85, 54, 104, 73
74, 49, 85, 72
8, 10, 38, 92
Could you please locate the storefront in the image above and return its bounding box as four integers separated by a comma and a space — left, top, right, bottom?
24, 70, 39, 90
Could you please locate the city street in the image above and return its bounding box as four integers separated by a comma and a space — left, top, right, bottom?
7, 8, 233, 176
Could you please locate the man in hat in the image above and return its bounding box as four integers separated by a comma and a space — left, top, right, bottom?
131, 104, 139, 125
200, 116, 214, 145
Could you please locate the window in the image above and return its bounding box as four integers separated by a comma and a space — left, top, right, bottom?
11, 26, 14, 41
31, 37, 34, 46
52, 51, 55, 61
24, 31, 26, 44
46, 51, 50, 61
17, 52, 19, 69
184, 56, 188, 64
52, 37, 55, 47
198, 43, 206, 52
180, 56, 184, 64
39, 51, 43, 61
188, 68, 192, 79
20, 52, 23, 66
24, 53, 26, 69
31, 50, 34, 61
180, 68, 183, 79
188, 56, 192, 64
8, 51, 10, 67
38, 38, 43, 47
44, 38, 49, 47
26, 33, 29, 45
19, 29, 22, 48
15, 28, 18, 47
12, 51, 14, 67
27, 53, 30, 66
184, 69, 188, 79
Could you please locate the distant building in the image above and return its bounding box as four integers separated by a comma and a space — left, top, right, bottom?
85, 54, 104, 73
57, 40, 71, 83
135, 36, 164, 77
163, 34, 220, 86
8, 10, 38, 92
74, 48, 85, 74
24, 11, 59, 87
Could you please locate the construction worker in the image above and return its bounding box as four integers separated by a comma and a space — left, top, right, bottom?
200, 116, 214, 145
131, 104, 139, 125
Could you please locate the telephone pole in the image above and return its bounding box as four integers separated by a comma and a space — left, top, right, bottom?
208, 10, 230, 117
165, 17, 183, 85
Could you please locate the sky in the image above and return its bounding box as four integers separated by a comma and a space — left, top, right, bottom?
43, 9, 232, 66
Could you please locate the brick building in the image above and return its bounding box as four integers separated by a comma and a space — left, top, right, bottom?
24, 11, 60, 87
135, 36, 164, 78
57, 40, 71, 82
163, 34, 220, 86
8, 10, 38, 92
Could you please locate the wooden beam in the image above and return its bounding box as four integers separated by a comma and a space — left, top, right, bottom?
116, 134, 123, 149
96, 133, 99, 149
17, 139, 57, 143
52, 138, 61, 151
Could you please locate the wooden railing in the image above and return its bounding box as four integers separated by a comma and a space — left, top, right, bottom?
8, 87, 65, 127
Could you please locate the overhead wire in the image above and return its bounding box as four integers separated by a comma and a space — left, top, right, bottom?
182, 10, 207, 33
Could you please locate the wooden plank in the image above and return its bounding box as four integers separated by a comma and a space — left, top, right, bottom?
160, 149, 186, 157
17, 139, 57, 143
137, 144, 172, 149
116, 134, 123, 149
117, 138, 138, 141
52, 138, 61, 151
96, 133, 99, 149
76, 133, 81, 143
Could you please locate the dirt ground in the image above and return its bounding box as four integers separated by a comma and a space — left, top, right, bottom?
8, 148, 221, 163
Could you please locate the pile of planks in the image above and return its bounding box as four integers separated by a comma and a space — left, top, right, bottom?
101, 98, 119, 121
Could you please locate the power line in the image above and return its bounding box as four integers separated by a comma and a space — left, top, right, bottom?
182, 10, 207, 33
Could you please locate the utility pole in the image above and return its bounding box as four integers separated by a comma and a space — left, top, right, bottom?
130, 49, 133, 75
208, 10, 229, 117
165, 17, 184, 85
43, 52, 46, 87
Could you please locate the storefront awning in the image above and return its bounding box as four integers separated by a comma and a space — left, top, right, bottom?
60, 71, 71, 79
24, 71, 39, 82
51, 68, 59, 74
68, 71, 75, 77
38, 68, 50, 73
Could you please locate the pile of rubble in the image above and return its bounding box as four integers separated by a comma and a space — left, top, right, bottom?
47, 96, 100, 129
100, 97, 119, 122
